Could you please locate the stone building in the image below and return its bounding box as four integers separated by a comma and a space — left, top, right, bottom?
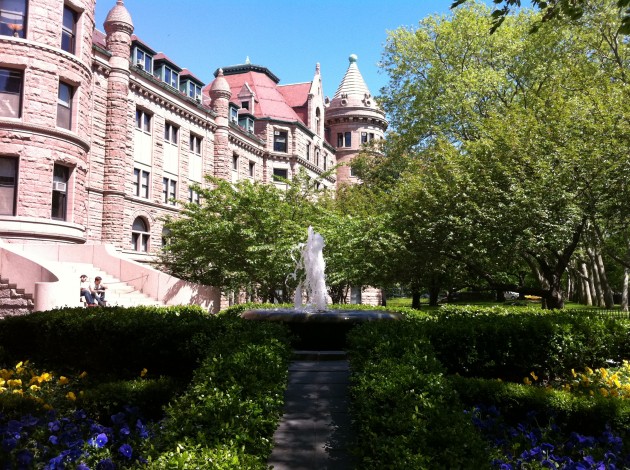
0, 0, 387, 314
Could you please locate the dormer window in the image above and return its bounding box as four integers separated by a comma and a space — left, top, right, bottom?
238, 116, 254, 133
161, 66, 179, 88
241, 101, 249, 110
229, 105, 238, 124
180, 80, 202, 100
133, 48, 153, 72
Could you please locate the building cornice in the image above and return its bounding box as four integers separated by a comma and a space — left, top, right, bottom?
129, 77, 217, 131
227, 129, 265, 156
1, 37, 92, 80
0, 120, 90, 153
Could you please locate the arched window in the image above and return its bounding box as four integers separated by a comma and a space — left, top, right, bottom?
131, 217, 150, 252
315, 108, 321, 134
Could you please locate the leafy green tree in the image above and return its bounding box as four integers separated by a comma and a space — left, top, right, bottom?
159, 175, 319, 303
368, 2, 629, 308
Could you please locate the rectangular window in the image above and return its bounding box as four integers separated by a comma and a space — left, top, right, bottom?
229, 106, 238, 123
273, 168, 288, 181
273, 130, 287, 152
187, 82, 202, 99
344, 131, 351, 147
0, 68, 23, 118
0, 0, 27, 38
134, 48, 152, 72
135, 109, 151, 133
306, 143, 311, 161
188, 187, 199, 205
162, 177, 177, 205
232, 154, 238, 171
361, 132, 368, 144
164, 122, 178, 144
133, 168, 149, 198
162, 66, 178, 88
369, 132, 375, 141
0, 157, 17, 215
241, 101, 249, 110
61, 5, 77, 54
189, 134, 202, 154
51, 164, 69, 220
337, 133, 343, 147
249, 161, 255, 178
56, 82, 73, 130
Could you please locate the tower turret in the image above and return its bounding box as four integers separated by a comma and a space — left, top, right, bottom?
102, 0, 134, 246
325, 54, 388, 185
209, 69, 232, 180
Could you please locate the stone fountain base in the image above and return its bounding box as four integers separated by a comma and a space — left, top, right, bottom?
241, 308, 403, 350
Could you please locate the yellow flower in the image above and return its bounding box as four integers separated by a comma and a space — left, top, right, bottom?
140, 368, 148, 377
79, 371, 88, 379
600, 368, 608, 379
7, 379, 22, 388
29, 384, 40, 392
600, 388, 609, 397
12, 389, 23, 395
530, 371, 538, 381
585, 367, 593, 375
58, 376, 69, 385
523, 377, 532, 385
0, 369, 13, 380
39, 372, 52, 382
0, 379, 4, 387
66, 391, 76, 401
44, 404, 53, 410
610, 389, 619, 397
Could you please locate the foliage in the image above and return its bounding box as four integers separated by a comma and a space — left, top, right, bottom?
451, 0, 630, 34
368, 2, 630, 308
159, 175, 320, 303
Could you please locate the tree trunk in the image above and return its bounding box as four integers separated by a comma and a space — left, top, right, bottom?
496, 289, 506, 302
587, 249, 604, 307
429, 285, 440, 307
411, 288, 421, 310
581, 262, 595, 306
595, 252, 614, 308
380, 289, 387, 307
545, 285, 565, 309
622, 268, 629, 312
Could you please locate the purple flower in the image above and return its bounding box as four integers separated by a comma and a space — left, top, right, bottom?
16, 449, 33, 465
119, 425, 130, 436
96, 458, 115, 470
49, 435, 59, 445
111, 412, 126, 426
118, 443, 133, 459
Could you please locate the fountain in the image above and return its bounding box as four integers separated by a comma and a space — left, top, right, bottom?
241, 226, 402, 349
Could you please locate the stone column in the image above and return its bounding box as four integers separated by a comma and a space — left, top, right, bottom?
101, 1, 134, 247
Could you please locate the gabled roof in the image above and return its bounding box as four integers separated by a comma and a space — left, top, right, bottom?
130, 34, 157, 55
180, 68, 204, 86
153, 52, 182, 72
206, 64, 307, 123
278, 82, 311, 124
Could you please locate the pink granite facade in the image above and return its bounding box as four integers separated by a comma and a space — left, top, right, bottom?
0, 0, 386, 305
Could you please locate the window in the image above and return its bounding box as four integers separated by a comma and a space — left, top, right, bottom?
361, 132, 368, 144
238, 116, 254, 133
273, 168, 288, 181
323, 154, 327, 171
56, 82, 73, 130
133, 168, 149, 198
0, 68, 22, 118
61, 5, 77, 54
315, 107, 321, 133
344, 131, 351, 147
0, 0, 27, 38
164, 122, 178, 144
161, 227, 170, 247
51, 164, 69, 220
189, 134, 202, 155
182, 81, 202, 99
273, 130, 287, 152
337, 133, 343, 147
350, 286, 362, 304
369, 132, 375, 141
0, 157, 17, 215
232, 154, 238, 171
135, 109, 151, 133
249, 161, 255, 178
162, 177, 176, 205
316, 149, 320, 167
162, 66, 179, 88
134, 48, 152, 72
306, 143, 311, 161
241, 101, 249, 110
229, 106, 238, 124
131, 217, 149, 252
350, 164, 357, 177
188, 187, 200, 205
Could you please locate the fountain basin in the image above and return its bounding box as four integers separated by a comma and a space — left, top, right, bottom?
241, 308, 403, 350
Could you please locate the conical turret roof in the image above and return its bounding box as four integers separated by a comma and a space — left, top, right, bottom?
333, 54, 370, 100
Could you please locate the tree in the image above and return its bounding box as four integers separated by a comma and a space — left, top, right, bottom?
451, 0, 630, 34
368, 2, 629, 308
159, 175, 319, 303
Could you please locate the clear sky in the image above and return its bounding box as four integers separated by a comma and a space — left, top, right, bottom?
95, 1, 477, 99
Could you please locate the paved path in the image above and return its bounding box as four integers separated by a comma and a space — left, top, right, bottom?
268, 351, 355, 470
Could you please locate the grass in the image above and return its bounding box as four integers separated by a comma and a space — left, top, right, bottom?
385, 297, 625, 311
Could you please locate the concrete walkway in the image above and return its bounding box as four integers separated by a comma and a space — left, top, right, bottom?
268, 351, 355, 470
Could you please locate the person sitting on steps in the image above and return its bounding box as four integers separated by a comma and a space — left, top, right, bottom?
79, 274, 97, 306
93, 276, 108, 307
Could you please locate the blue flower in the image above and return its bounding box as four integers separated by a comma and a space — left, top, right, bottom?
48, 420, 61, 433
16, 449, 33, 466
118, 443, 133, 459
2, 437, 17, 451
76, 464, 91, 470
90, 432, 108, 448
111, 412, 126, 426
119, 426, 130, 436
49, 435, 59, 445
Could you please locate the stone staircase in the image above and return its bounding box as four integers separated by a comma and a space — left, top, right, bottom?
61, 262, 164, 308
0, 279, 35, 319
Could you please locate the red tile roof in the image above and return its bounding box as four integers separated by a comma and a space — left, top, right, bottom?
205, 66, 312, 124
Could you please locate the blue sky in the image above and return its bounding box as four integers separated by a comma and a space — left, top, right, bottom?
95, 1, 490, 99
